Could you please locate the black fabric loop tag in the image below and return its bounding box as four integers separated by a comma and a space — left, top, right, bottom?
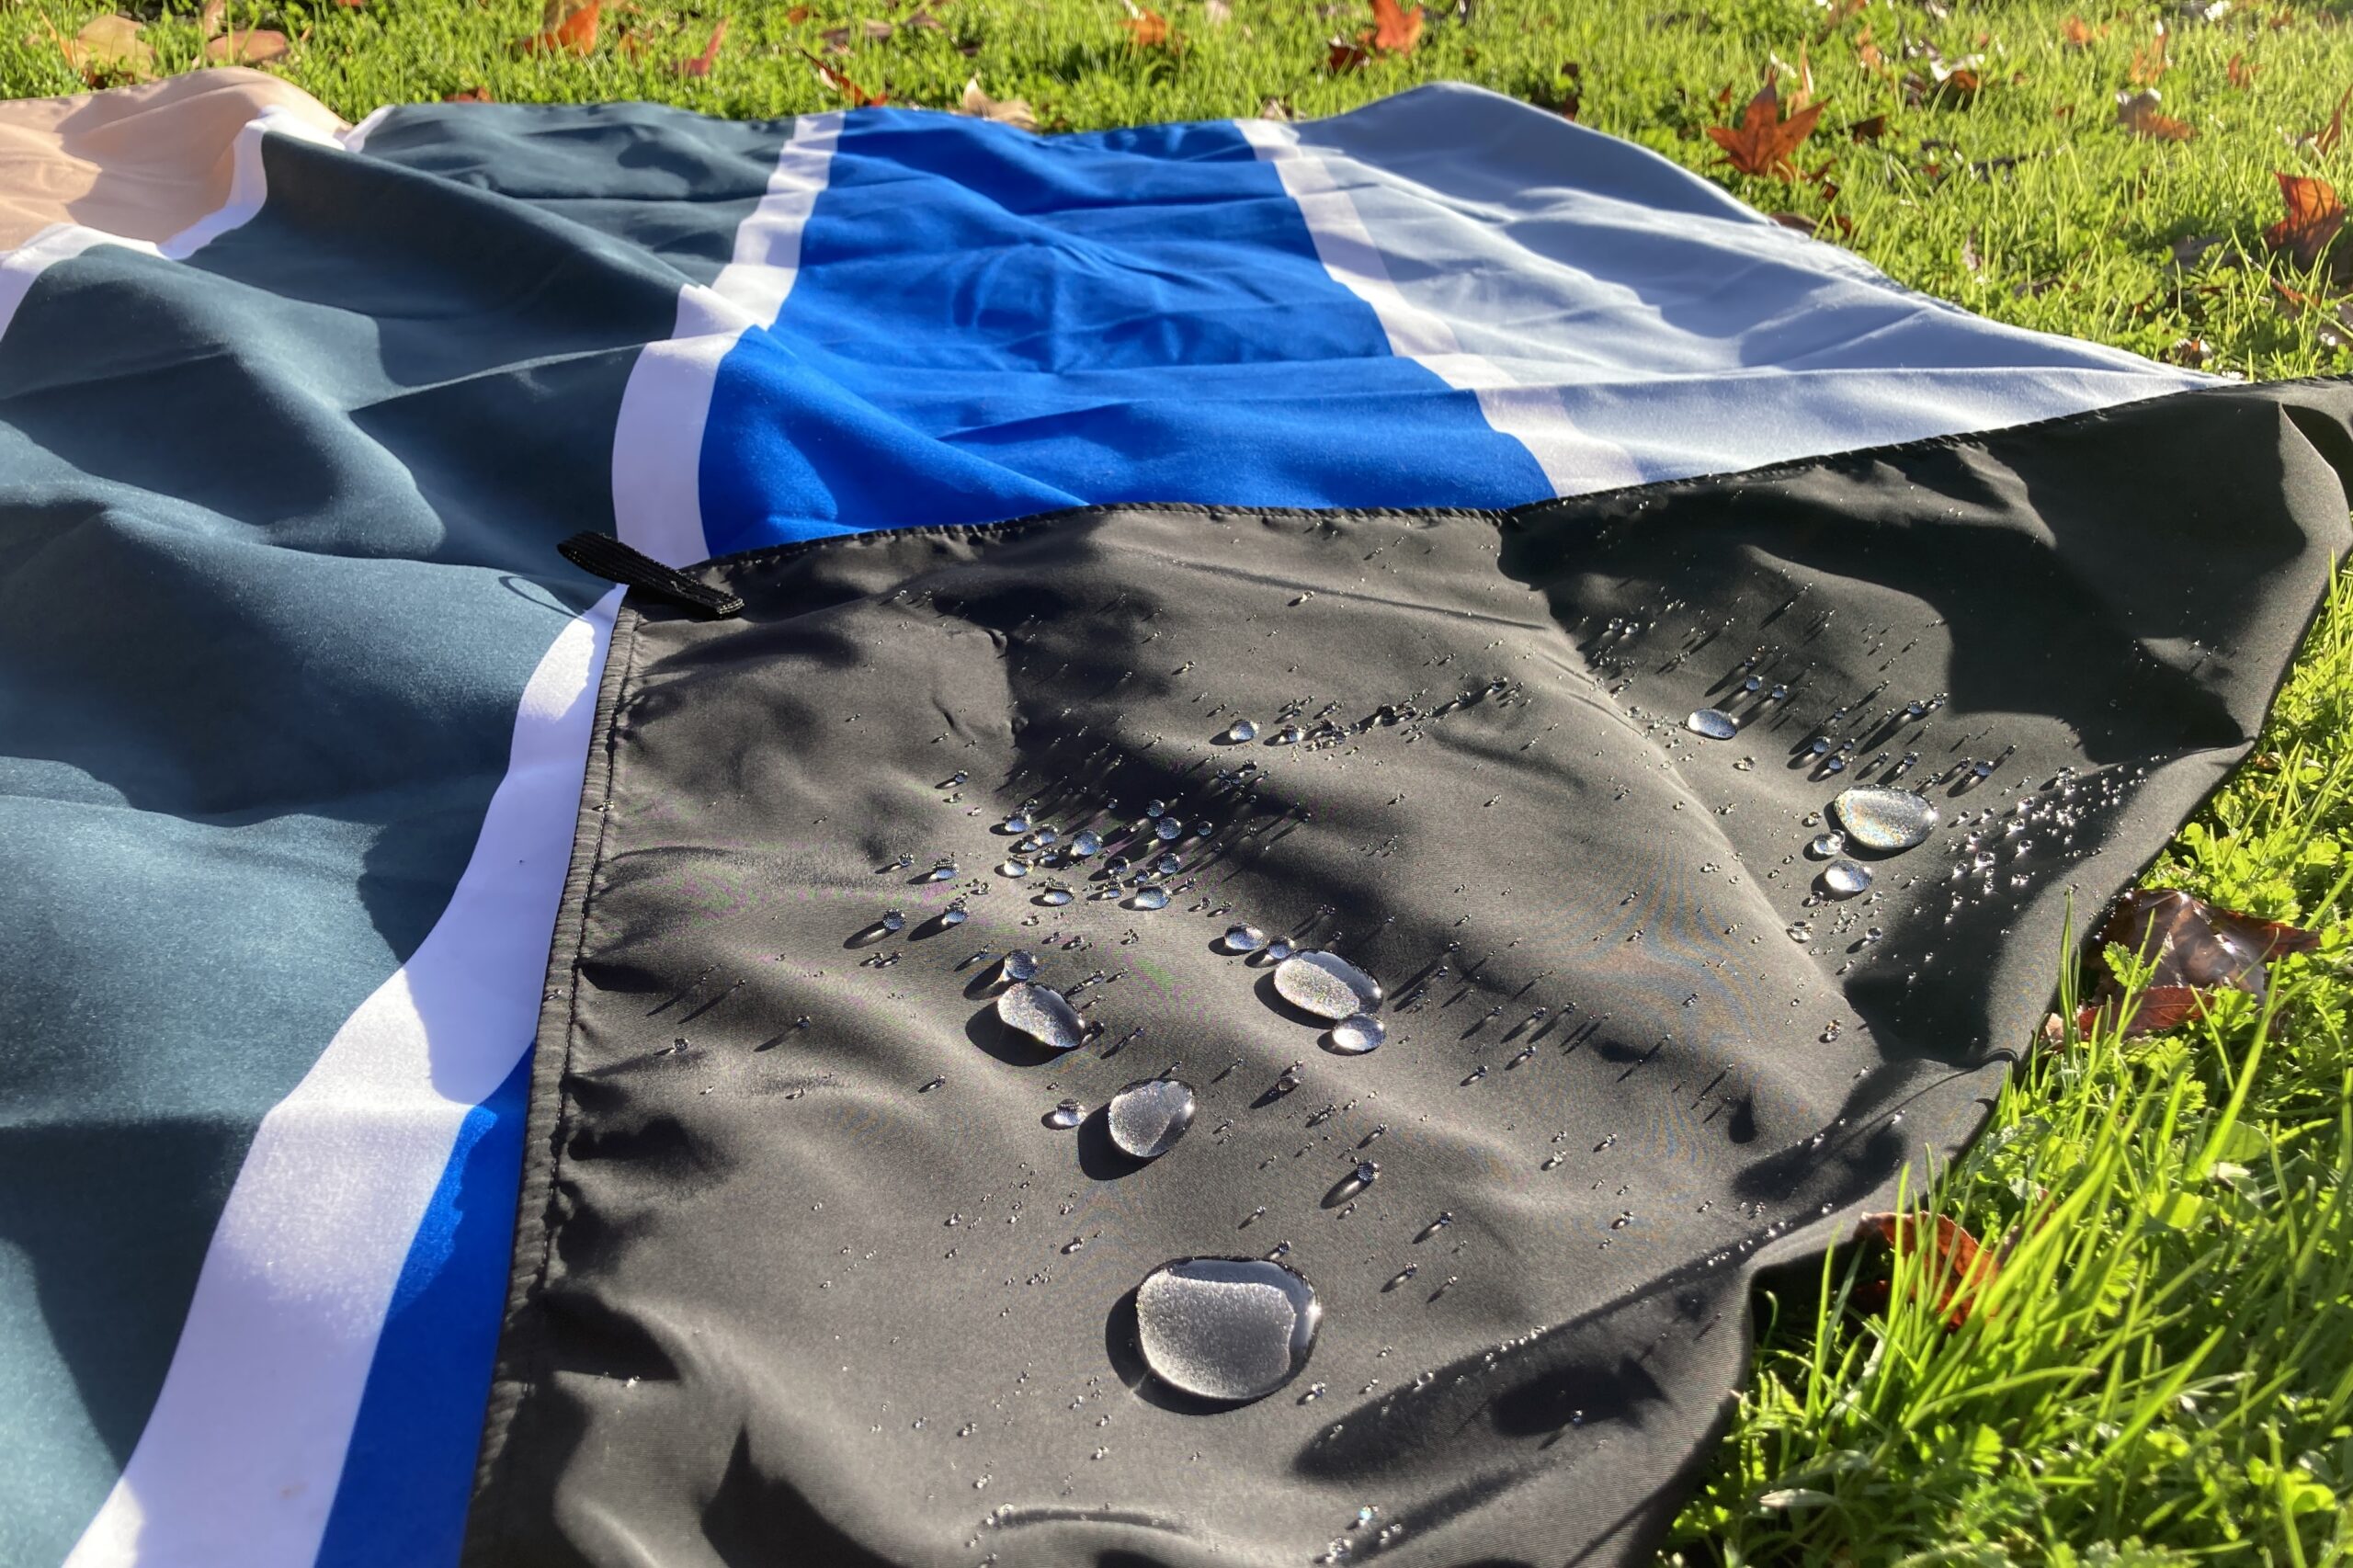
470, 381, 2353, 1568
558, 530, 745, 618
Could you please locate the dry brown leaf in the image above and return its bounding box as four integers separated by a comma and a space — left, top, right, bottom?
2116, 88, 2195, 140
1121, 6, 1172, 47
960, 75, 1038, 130
785, 4, 811, 17
520, 0, 599, 54
445, 85, 495, 102
61, 14, 153, 82
801, 47, 887, 105
1368, 0, 1421, 52
1706, 82, 1827, 180
1325, 35, 1370, 72
672, 15, 727, 75
2060, 13, 2101, 48
1859, 1213, 1999, 1327
204, 28, 290, 64
2268, 171, 2347, 268
1855, 23, 1882, 72
1847, 112, 1887, 142
2128, 23, 2168, 86
2314, 84, 2353, 157
199, 0, 225, 39
2227, 51, 2256, 89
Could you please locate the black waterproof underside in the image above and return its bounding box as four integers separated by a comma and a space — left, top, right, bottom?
466, 380, 2353, 1568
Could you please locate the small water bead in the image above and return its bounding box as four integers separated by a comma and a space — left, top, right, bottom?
1154, 854, 1182, 876
1071, 831, 1103, 858
1833, 787, 1939, 851
1820, 859, 1873, 899
941, 905, 969, 926
1972, 759, 1995, 779
998, 860, 1030, 879
1004, 950, 1040, 982
1273, 725, 1303, 745
944, 771, 970, 788
1131, 886, 1172, 911
1144, 801, 1166, 818
1809, 737, 1832, 756
1045, 1099, 1084, 1130
881, 909, 907, 933
1107, 1078, 1198, 1159
1685, 708, 1738, 740
1264, 937, 1295, 963
1806, 833, 1844, 860
1326, 1015, 1385, 1055
1040, 887, 1074, 907
1132, 1257, 1321, 1403
1787, 920, 1813, 942
1353, 1161, 1381, 1187
1275, 951, 1383, 1020
927, 861, 959, 881
1222, 924, 1267, 954
1224, 720, 1258, 744
1155, 819, 1184, 841
997, 983, 1086, 1052
1002, 814, 1031, 835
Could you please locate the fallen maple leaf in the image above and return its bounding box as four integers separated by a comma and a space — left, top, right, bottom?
672, 16, 727, 75
1121, 6, 1172, 47
2116, 88, 2195, 141
520, 0, 599, 55
56, 14, 153, 83
2228, 52, 2257, 89
1855, 24, 1883, 72
2128, 23, 2168, 86
2076, 886, 2324, 1034
1847, 112, 1887, 142
2266, 172, 2347, 269
445, 85, 495, 102
204, 28, 290, 65
1368, 0, 1421, 52
801, 48, 886, 106
1706, 83, 1826, 180
1325, 35, 1372, 73
2060, 12, 2100, 48
1859, 1212, 1999, 1327
2312, 84, 2353, 157
960, 75, 1038, 131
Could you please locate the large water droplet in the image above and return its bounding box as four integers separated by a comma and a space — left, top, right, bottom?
941, 905, 969, 926
1806, 833, 1845, 859
1133, 1257, 1320, 1403
1002, 813, 1031, 835
1131, 886, 1171, 911
1154, 854, 1182, 876
927, 861, 959, 881
1326, 1015, 1384, 1054
998, 859, 1030, 879
881, 909, 906, 933
1222, 924, 1267, 954
1275, 951, 1382, 1019
1224, 721, 1258, 744
1833, 787, 1939, 851
1045, 1098, 1083, 1130
997, 983, 1085, 1052
1072, 831, 1103, 858
1040, 887, 1074, 907
1820, 859, 1872, 899
1273, 725, 1303, 746
1686, 709, 1738, 740
1264, 937, 1295, 963
1155, 819, 1184, 842
1108, 1079, 1198, 1159
1004, 950, 1039, 982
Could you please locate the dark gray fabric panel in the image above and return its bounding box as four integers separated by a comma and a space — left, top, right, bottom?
0, 123, 680, 1560
466, 379, 2352, 1567
353, 102, 795, 287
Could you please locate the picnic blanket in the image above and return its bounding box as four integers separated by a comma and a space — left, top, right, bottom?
3, 67, 2343, 1568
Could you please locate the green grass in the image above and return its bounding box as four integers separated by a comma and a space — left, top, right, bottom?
7, 0, 2353, 1560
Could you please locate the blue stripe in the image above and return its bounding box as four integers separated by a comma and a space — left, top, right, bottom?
313, 1052, 532, 1568
697, 110, 1550, 553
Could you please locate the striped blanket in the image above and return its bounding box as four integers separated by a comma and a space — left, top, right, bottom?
3, 67, 2336, 1568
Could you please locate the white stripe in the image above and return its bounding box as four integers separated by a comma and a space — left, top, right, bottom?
62, 592, 620, 1568
1234, 117, 1643, 494
611, 111, 842, 564
340, 105, 393, 155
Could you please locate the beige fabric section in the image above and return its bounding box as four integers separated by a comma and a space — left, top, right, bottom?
0, 67, 347, 250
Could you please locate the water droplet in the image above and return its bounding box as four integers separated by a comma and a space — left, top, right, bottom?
1132, 1257, 1320, 1403
997, 983, 1085, 1052
998, 859, 1030, 879
1275, 952, 1383, 1019
1685, 708, 1738, 740
927, 860, 958, 881
1972, 759, 1995, 779
1273, 725, 1303, 745
1071, 830, 1103, 858
1833, 787, 1939, 851
1107, 1078, 1198, 1159
1045, 1099, 1083, 1130
1224, 720, 1258, 743
1040, 887, 1074, 907
1131, 886, 1171, 911
1786, 920, 1813, 942
1154, 854, 1182, 876
1820, 859, 1872, 899
1265, 937, 1295, 962
941, 904, 969, 926
1222, 924, 1267, 954
1004, 950, 1039, 982
944, 771, 969, 788
1806, 833, 1845, 859
881, 909, 906, 933
1326, 1015, 1385, 1055
1155, 819, 1184, 842
1353, 1160, 1381, 1187
1144, 801, 1166, 818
